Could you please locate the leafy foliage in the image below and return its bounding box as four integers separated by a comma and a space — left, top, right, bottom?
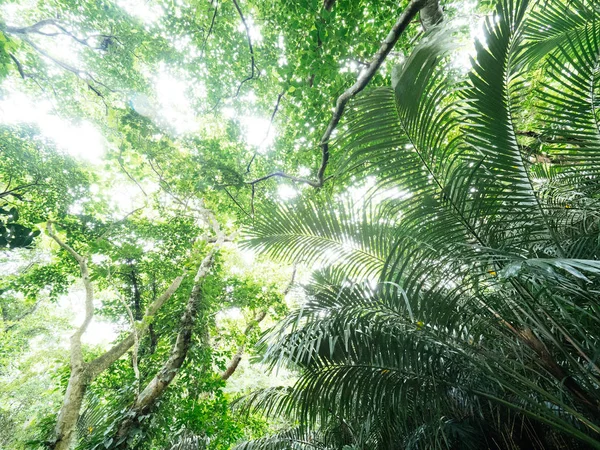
242, 0, 600, 448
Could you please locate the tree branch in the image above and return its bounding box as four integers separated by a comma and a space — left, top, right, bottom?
246, 0, 436, 188
201, 2, 219, 58
4, 19, 113, 50
245, 92, 285, 174
4, 297, 43, 332
114, 228, 225, 446
245, 170, 324, 188
87, 272, 186, 378
232, 0, 258, 97
220, 266, 295, 380
16, 35, 112, 100
8, 53, 26, 79
220, 310, 267, 380
46, 221, 93, 359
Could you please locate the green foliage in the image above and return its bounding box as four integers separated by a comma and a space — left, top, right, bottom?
241, 0, 600, 448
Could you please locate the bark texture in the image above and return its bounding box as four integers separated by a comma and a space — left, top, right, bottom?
420, 0, 443, 30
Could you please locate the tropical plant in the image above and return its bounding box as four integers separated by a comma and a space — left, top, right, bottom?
241, 0, 600, 448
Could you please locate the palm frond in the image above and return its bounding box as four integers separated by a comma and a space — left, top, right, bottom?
243, 200, 396, 281
233, 428, 330, 450
521, 0, 599, 66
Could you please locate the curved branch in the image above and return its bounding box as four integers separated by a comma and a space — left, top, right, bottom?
46, 221, 93, 357
221, 310, 267, 381
220, 266, 295, 380
247, 0, 439, 188
232, 0, 258, 97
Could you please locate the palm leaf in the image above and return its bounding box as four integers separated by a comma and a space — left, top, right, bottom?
243, 200, 396, 281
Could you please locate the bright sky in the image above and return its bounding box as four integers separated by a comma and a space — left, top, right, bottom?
0, 90, 106, 164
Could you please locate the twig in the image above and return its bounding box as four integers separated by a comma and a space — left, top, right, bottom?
220, 265, 296, 380
244, 170, 332, 188
4, 298, 43, 332
283, 264, 297, 296
95, 207, 145, 243
114, 288, 141, 389
118, 151, 148, 197
201, 2, 219, 58
46, 221, 94, 348
222, 186, 252, 219
5, 19, 114, 50
250, 184, 255, 218
0, 181, 41, 200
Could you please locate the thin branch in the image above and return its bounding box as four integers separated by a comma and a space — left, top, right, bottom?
5, 19, 113, 50
4, 298, 43, 332
283, 264, 297, 296
222, 186, 252, 219
245, 92, 285, 174
117, 152, 148, 197
4, 19, 58, 35
148, 158, 175, 194
20, 35, 113, 101
87, 271, 187, 378
8, 53, 26, 79
250, 184, 255, 218
220, 309, 267, 380
115, 289, 141, 388
95, 207, 145, 243
201, 2, 219, 58
46, 221, 94, 358
240, 170, 335, 188
220, 266, 295, 381
232, 0, 258, 97
0, 181, 41, 200
114, 219, 226, 444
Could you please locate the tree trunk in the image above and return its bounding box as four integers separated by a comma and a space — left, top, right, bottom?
111, 250, 218, 449
49, 364, 88, 450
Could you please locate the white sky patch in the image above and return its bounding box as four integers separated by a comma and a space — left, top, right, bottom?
240, 116, 275, 152
0, 1, 34, 25
372, 187, 413, 204
451, 1, 489, 71
58, 284, 118, 347
118, 0, 164, 23
0, 248, 51, 277
277, 184, 298, 201
216, 306, 244, 324
106, 179, 154, 214
298, 166, 311, 177
238, 14, 263, 45
221, 107, 236, 119
155, 70, 198, 134
0, 91, 106, 164
239, 248, 256, 266
345, 176, 377, 206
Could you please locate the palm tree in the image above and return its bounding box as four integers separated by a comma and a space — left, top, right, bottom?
239, 0, 600, 448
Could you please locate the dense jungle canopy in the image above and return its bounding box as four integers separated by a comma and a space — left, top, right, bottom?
1, 0, 600, 448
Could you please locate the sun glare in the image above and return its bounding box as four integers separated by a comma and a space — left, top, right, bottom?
0, 91, 106, 164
